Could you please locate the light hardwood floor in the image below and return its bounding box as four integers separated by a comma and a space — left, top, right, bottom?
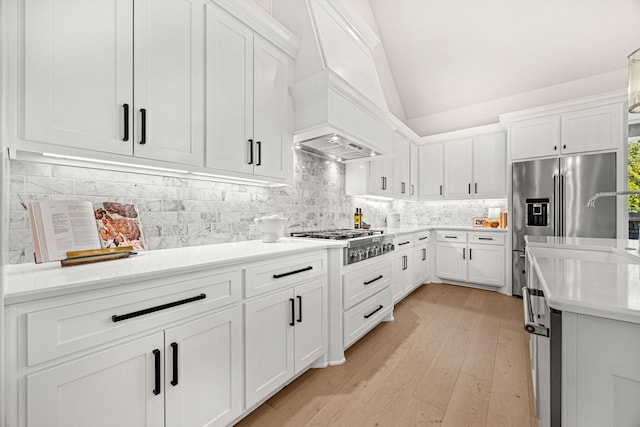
235, 283, 538, 427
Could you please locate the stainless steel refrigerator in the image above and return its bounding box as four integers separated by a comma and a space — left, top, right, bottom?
512, 152, 616, 296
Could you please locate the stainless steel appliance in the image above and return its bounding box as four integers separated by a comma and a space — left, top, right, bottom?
523, 255, 562, 427
511, 152, 616, 296
290, 229, 394, 265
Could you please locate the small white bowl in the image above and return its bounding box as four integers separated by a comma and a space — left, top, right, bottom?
254, 216, 288, 242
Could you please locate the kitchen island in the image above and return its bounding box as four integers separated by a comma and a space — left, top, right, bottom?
525, 236, 640, 427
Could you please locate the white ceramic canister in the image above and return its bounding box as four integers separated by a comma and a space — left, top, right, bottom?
386, 213, 401, 228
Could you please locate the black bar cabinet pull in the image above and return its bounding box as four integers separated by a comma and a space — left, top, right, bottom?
256, 141, 262, 166
289, 298, 295, 326
273, 266, 313, 279
248, 139, 254, 164
398, 241, 411, 246
401, 182, 406, 194
418, 236, 428, 241
139, 108, 147, 144
440, 184, 443, 196
411, 184, 415, 196
297, 295, 302, 323
170, 342, 178, 386
364, 275, 383, 285
468, 183, 471, 194
444, 235, 458, 239
463, 248, 466, 260
469, 248, 472, 260
153, 349, 161, 395
422, 248, 427, 261
122, 104, 129, 141
478, 237, 493, 241
364, 305, 384, 319
475, 183, 478, 194
112, 293, 206, 322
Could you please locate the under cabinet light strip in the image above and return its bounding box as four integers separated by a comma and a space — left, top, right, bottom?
42, 153, 190, 173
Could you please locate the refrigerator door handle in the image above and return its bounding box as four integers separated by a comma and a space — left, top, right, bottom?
560, 174, 565, 236
553, 174, 557, 236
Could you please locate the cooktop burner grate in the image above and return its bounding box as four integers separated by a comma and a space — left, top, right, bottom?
290, 229, 384, 240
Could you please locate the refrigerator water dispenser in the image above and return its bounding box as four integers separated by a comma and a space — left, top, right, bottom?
526, 198, 549, 227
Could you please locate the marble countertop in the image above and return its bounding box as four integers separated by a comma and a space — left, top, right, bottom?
4, 238, 346, 305
383, 225, 507, 235
526, 236, 640, 324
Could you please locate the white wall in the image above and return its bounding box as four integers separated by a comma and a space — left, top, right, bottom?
407, 68, 627, 136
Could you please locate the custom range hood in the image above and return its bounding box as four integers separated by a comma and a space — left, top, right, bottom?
290, 0, 394, 161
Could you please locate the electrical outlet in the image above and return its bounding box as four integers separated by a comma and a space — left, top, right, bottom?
249, 224, 257, 235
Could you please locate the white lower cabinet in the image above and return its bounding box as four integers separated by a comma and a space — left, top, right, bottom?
26, 306, 243, 427
27, 333, 165, 427
435, 242, 467, 282
435, 231, 505, 288
413, 233, 430, 287
467, 243, 505, 287
245, 277, 326, 409
164, 307, 243, 427
391, 235, 415, 303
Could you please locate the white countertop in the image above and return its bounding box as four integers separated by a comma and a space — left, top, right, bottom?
4, 238, 345, 305
383, 225, 507, 235
525, 236, 640, 324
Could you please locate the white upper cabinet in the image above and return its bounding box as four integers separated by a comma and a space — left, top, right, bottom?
561, 103, 623, 154
368, 157, 394, 197
418, 143, 444, 200
508, 116, 560, 160
473, 132, 506, 198
443, 138, 473, 199
410, 143, 419, 200
205, 4, 289, 180
393, 133, 411, 198
503, 94, 625, 161
133, 0, 205, 165
23, 0, 205, 165
23, 0, 134, 155
424, 128, 506, 200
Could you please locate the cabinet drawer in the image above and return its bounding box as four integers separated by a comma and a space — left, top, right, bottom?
343, 261, 392, 310
393, 234, 414, 248
468, 232, 505, 245
343, 287, 392, 349
25, 269, 242, 366
414, 231, 430, 243
435, 230, 467, 242
245, 251, 327, 298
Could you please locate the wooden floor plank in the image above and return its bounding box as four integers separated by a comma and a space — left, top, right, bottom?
235, 284, 538, 427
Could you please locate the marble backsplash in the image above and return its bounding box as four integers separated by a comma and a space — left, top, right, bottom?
8, 151, 506, 264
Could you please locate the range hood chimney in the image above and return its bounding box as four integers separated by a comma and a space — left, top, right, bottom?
290, 0, 394, 161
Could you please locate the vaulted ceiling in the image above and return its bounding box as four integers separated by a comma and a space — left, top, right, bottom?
368, 0, 640, 135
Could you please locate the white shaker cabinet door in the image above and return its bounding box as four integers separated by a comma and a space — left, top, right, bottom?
253, 37, 289, 180
467, 244, 505, 287
443, 138, 473, 199
435, 242, 467, 282
245, 288, 295, 409
164, 306, 243, 427
419, 143, 444, 200
293, 278, 327, 375
23, 0, 133, 154
26, 332, 164, 427
410, 142, 419, 200
133, 0, 204, 165
509, 116, 560, 160
205, 4, 254, 175
393, 134, 411, 198
473, 132, 506, 198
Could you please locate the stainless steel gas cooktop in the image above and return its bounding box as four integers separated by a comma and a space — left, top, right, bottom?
290, 229, 393, 265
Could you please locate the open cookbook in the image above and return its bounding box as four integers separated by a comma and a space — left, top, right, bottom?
28, 200, 146, 263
